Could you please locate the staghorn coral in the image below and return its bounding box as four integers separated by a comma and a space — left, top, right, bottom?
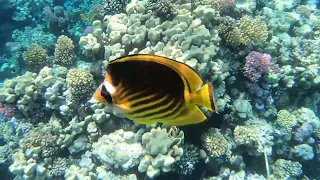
66, 68, 96, 103
23, 43, 49, 72
219, 15, 268, 47
54, 35, 75, 67
201, 128, 231, 159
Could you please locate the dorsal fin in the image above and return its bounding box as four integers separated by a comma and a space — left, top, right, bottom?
109, 54, 203, 93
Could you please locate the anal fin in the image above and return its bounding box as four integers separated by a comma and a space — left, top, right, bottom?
165, 106, 207, 126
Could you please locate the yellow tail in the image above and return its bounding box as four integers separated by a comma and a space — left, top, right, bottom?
187, 83, 217, 112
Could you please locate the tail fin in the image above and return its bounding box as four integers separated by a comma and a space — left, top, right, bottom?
188, 83, 217, 112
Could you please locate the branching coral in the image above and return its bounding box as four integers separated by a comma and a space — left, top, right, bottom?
275, 109, 297, 132
42, 6, 69, 34
243, 51, 271, 82
219, 15, 268, 47
12, 26, 57, 51
201, 128, 231, 159
233, 123, 274, 156
23, 43, 49, 72
103, 0, 129, 15
66, 68, 96, 103
173, 143, 200, 175
54, 35, 75, 67
147, 0, 177, 19
48, 157, 69, 178
19, 127, 58, 158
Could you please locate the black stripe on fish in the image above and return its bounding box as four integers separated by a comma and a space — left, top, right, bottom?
130, 91, 165, 109
101, 85, 113, 104
129, 94, 172, 116
134, 97, 183, 119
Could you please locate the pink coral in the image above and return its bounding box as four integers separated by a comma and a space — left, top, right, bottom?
0, 103, 15, 118
244, 51, 271, 82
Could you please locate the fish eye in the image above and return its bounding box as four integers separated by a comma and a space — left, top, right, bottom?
101, 85, 113, 104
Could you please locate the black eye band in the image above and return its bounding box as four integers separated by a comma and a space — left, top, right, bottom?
101, 85, 113, 104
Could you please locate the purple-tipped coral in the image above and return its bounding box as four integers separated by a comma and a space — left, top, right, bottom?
293, 122, 313, 143
243, 51, 271, 82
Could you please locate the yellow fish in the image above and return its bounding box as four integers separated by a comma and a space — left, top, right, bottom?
93, 54, 217, 126
80, 13, 89, 21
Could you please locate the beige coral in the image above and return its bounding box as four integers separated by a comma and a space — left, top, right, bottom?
219, 15, 268, 47
66, 68, 96, 103
23, 43, 49, 72
201, 128, 230, 158
275, 109, 297, 131
54, 35, 75, 67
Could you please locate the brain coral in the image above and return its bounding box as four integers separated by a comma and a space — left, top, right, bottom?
66, 68, 96, 103
23, 43, 49, 72
54, 35, 75, 67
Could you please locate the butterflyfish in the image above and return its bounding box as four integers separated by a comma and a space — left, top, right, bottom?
80, 13, 89, 21
93, 54, 218, 126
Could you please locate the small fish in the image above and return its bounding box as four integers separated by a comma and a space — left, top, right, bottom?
80, 13, 89, 21
93, 54, 217, 126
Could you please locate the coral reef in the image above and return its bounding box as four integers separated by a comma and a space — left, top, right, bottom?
23, 43, 49, 72
1, 0, 320, 179
54, 35, 75, 67
66, 68, 96, 103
